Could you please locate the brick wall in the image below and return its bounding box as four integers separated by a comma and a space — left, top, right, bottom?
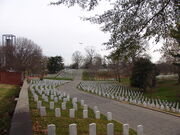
0, 70, 23, 85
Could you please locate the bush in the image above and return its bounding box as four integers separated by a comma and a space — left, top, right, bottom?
130, 58, 158, 91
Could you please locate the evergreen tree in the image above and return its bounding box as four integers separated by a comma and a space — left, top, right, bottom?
130, 58, 158, 91
47, 56, 64, 73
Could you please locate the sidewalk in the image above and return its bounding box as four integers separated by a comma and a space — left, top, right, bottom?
9, 79, 32, 135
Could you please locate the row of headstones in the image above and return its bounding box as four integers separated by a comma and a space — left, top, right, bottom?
31, 80, 180, 115
30, 83, 68, 103
78, 81, 180, 113
31, 82, 115, 121
30, 79, 70, 86
30, 80, 68, 93
79, 81, 142, 97
90, 88, 180, 113
47, 123, 143, 135
31, 81, 144, 135
79, 82, 147, 103
118, 96, 180, 113
38, 100, 112, 120
30, 83, 110, 120
81, 81, 172, 107
57, 69, 76, 78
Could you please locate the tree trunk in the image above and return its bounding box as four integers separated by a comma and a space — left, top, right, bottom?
178, 71, 180, 84
118, 74, 121, 82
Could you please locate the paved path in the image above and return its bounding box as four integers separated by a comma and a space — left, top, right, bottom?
10, 80, 32, 135
58, 70, 180, 135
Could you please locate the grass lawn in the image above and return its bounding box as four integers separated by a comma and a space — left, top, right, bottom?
44, 77, 73, 81
144, 79, 180, 102
82, 72, 180, 103
119, 78, 130, 86
120, 77, 180, 103
29, 89, 136, 135
82, 71, 94, 81
82, 71, 115, 81
0, 84, 20, 135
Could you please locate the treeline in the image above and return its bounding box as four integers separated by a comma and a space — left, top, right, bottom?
70, 46, 179, 92
52, 0, 180, 91
0, 37, 64, 75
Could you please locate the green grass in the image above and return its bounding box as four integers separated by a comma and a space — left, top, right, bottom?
29, 89, 136, 135
44, 77, 73, 81
144, 79, 180, 102
119, 77, 180, 103
119, 78, 130, 86
0, 84, 20, 135
82, 71, 115, 81
82, 71, 94, 81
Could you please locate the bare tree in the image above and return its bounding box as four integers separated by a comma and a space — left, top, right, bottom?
156, 62, 177, 75
52, 0, 179, 63
93, 54, 102, 69
160, 37, 180, 83
83, 46, 96, 69
0, 37, 45, 74
14, 37, 43, 73
72, 51, 83, 69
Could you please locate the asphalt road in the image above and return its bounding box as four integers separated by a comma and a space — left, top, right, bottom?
58, 70, 180, 135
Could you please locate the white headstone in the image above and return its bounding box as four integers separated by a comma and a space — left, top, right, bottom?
107, 123, 114, 135
45, 96, 49, 102
156, 103, 160, 109
63, 98, 67, 103
54, 97, 58, 103
138, 100, 141, 105
48, 124, 56, 135
50, 101, 54, 110
69, 123, 77, 135
73, 103, 78, 110
70, 109, 75, 118
55, 108, 61, 117
143, 102, 147, 107
107, 112, 112, 121
137, 125, 143, 135
171, 107, 176, 112
95, 111, 100, 119
151, 102, 155, 108
89, 123, 96, 135
83, 109, 88, 118
81, 100, 84, 106
67, 94, 70, 101
94, 106, 98, 113
123, 124, 129, 135
40, 106, 46, 116
37, 101, 42, 109
84, 104, 88, 110
51, 95, 54, 100
176, 103, 179, 113
59, 96, 62, 101
34, 95, 38, 102
166, 106, 170, 111
72, 97, 77, 103
160, 105, 164, 110
62, 102, 66, 110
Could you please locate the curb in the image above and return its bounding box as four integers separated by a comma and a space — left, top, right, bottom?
9, 79, 32, 135
78, 88, 180, 118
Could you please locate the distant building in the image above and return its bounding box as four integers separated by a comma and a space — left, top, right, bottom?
0, 34, 24, 85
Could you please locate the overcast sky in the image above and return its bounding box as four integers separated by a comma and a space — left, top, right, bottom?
0, 0, 162, 65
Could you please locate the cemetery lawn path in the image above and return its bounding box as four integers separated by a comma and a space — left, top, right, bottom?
58, 70, 180, 135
